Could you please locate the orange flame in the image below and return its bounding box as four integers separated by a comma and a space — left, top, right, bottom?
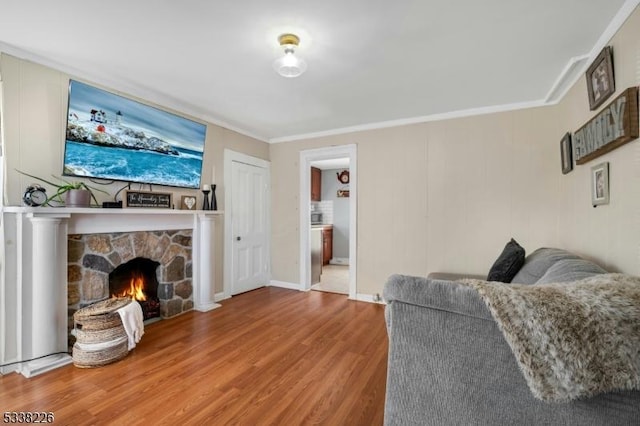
113, 273, 147, 301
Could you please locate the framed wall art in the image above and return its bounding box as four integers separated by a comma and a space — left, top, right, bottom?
591, 162, 609, 207
585, 46, 615, 111
560, 132, 573, 174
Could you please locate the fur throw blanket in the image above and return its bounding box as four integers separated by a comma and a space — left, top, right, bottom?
459, 273, 640, 402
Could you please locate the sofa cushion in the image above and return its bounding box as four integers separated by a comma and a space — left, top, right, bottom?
511, 248, 580, 285
487, 238, 525, 282
535, 258, 606, 284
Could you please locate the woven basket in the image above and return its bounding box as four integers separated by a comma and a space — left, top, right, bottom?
72, 298, 132, 368
72, 338, 129, 368
74, 298, 130, 331
75, 324, 127, 343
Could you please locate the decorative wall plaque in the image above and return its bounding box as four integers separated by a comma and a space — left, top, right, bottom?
181, 195, 197, 210
573, 87, 639, 165
124, 190, 172, 208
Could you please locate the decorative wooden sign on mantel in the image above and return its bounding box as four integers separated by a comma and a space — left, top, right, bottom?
573, 86, 639, 165
124, 190, 172, 208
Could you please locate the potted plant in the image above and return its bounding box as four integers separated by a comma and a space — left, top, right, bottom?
17, 170, 109, 207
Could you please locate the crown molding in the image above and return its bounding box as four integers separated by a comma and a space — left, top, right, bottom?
3, 0, 638, 145
0, 42, 268, 143
269, 100, 547, 143
270, 0, 640, 143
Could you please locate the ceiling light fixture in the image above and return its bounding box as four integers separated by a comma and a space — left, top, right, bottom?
273, 33, 307, 78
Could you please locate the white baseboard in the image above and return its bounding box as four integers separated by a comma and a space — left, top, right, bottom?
194, 301, 222, 312
269, 280, 304, 291
214, 292, 230, 302
20, 353, 73, 378
329, 258, 349, 266
267, 282, 384, 304
354, 293, 386, 305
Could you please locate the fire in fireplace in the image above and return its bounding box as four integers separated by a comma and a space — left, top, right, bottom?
109, 257, 161, 321
114, 271, 147, 300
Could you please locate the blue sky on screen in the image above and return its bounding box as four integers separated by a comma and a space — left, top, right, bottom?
67, 80, 206, 152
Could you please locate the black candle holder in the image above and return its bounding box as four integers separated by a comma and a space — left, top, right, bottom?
202, 189, 210, 210
210, 184, 217, 210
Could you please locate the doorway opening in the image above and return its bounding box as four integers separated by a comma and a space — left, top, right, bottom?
309, 158, 350, 295
299, 145, 357, 299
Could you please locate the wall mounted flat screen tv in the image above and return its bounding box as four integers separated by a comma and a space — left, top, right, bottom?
63, 80, 206, 189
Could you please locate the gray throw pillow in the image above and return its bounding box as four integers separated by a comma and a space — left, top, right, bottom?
487, 238, 525, 282
535, 258, 606, 284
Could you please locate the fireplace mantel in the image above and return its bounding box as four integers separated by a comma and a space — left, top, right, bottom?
2, 206, 222, 233
0, 207, 223, 377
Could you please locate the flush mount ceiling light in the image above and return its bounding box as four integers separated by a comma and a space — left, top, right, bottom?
273, 33, 307, 78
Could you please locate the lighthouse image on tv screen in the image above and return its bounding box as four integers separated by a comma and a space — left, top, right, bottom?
63, 80, 206, 189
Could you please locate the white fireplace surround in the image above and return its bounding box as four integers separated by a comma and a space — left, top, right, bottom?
0, 207, 222, 377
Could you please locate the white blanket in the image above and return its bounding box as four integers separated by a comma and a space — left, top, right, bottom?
75, 336, 128, 351
117, 300, 144, 350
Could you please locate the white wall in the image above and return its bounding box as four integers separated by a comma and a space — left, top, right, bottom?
321, 168, 350, 259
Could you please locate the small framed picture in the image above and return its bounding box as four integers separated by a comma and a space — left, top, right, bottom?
586, 46, 615, 110
591, 162, 609, 206
560, 132, 573, 174
181, 195, 197, 210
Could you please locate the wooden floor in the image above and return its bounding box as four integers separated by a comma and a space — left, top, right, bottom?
1, 287, 388, 425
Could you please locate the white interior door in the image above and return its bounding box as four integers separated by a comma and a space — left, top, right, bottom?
231, 160, 269, 295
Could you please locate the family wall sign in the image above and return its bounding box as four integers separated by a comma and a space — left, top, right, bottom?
573, 87, 639, 165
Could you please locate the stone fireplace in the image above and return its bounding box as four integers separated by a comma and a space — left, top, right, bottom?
1, 208, 221, 377
68, 230, 195, 325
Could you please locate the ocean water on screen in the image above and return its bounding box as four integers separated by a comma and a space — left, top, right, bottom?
63, 141, 203, 189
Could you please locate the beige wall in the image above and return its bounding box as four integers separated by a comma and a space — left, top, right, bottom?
271, 5, 640, 295
270, 108, 562, 294
2, 4, 639, 299
554, 6, 640, 274
0, 53, 269, 293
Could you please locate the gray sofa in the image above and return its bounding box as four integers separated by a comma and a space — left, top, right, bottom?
383, 248, 640, 425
